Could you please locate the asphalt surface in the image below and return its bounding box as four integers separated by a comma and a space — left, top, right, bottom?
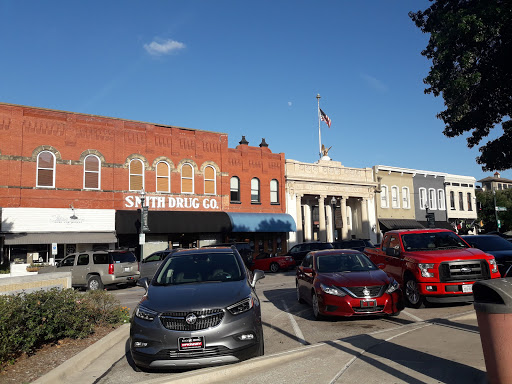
34, 272, 496, 384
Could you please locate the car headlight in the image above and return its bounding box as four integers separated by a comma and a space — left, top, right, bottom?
320, 283, 346, 297
489, 258, 499, 274
227, 296, 254, 315
386, 279, 400, 294
418, 263, 435, 278
135, 305, 158, 321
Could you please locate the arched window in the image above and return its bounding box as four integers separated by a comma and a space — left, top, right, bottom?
391, 186, 400, 208
84, 155, 100, 189
402, 187, 410, 209
129, 159, 144, 191
380, 185, 389, 208
437, 189, 446, 210
204, 166, 216, 195
156, 161, 170, 193
270, 179, 279, 204
181, 163, 194, 194
251, 178, 260, 203
37, 151, 56, 188
428, 188, 437, 210
230, 176, 240, 202
419, 188, 427, 210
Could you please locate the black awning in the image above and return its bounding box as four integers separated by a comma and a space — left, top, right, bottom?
115, 211, 232, 234
418, 221, 456, 231
379, 219, 425, 231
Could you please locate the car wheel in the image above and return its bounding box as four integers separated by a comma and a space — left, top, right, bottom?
404, 276, 423, 308
312, 291, 324, 320
296, 281, 305, 304
269, 262, 279, 273
87, 275, 103, 291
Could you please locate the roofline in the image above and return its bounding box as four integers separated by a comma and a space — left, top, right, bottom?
0, 102, 228, 136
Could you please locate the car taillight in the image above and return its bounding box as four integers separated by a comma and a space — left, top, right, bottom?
108, 263, 114, 275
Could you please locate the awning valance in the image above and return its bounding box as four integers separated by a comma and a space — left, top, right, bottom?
379, 219, 425, 231
418, 221, 456, 231
226, 212, 296, 232
115, 211, 232, 234
3, 232, 117, 245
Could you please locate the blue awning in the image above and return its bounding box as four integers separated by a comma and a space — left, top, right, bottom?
226, 213, 296, 233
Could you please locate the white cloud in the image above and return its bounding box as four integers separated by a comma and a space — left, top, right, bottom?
144, 39, 186, 56
288, 101, 292, 106
360, 73, 387, 93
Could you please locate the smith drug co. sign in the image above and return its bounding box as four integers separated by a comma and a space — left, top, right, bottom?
124, 195, 221, 210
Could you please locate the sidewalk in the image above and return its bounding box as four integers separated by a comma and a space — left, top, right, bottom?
35, 312, 487, 384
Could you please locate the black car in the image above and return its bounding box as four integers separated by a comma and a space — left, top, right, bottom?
331, 239, 375, 252
462, 234, 512, 277
131, 247, 265, 369
286, 242, 333, 265
202, 242, 254, 268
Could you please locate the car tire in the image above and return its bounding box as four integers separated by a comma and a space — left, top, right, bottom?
269, 262, 279, 273
312, 291, 324, 320
296, 281, 305, 304
87, 275, 104, 291
404, 276, 423, 308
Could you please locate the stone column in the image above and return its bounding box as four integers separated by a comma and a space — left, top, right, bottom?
304, 202, 312, 242
326, 201, 333, 242
295, 194, 303, 243
341, 197, 348, 240
319, 195, 326, 242
361, 198, 370, 239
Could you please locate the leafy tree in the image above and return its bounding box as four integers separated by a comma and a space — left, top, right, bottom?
409, 1, 512, 171
476, 189, 512, 232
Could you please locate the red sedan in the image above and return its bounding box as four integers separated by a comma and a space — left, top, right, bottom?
296, 249, 403, 320
251, 252, 295, 273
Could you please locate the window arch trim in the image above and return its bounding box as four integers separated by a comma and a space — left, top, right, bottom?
83, 154, 101, 190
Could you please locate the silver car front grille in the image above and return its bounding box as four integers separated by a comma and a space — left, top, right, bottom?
160, 309, 224, 331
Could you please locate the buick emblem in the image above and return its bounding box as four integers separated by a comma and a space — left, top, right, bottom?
185, 313, 197, 325
363, 287, 370, 297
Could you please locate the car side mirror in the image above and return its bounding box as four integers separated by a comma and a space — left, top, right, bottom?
385, 247, 400, 257
251, 269, 265, 288
137, 277, 149, 291
377, 263, 386, 270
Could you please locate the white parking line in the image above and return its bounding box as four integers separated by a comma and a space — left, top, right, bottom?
402, 310, 423, 322
281, 299, 307, 345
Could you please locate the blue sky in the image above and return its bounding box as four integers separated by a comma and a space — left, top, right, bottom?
0, 0, 508, 182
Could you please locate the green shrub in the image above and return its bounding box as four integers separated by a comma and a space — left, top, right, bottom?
0, 288, 127, 367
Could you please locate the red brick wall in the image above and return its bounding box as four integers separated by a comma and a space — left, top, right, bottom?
0, 103, 285, 214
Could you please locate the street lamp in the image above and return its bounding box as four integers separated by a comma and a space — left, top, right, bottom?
139, 189, 149, 260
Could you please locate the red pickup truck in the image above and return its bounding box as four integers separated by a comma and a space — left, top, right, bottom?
364, 229, 500, 308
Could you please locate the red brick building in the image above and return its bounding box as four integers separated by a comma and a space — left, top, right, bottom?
0, 103, 294, 264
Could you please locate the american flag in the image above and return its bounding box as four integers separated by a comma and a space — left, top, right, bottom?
320, 108, 331, 128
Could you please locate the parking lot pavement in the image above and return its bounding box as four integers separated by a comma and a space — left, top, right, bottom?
88, 270, 482, 384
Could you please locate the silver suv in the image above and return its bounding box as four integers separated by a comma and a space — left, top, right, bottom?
39, 250, 140, 290
130, 247, 265, 369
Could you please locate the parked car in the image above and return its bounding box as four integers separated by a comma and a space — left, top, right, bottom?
202, 242, 254, 268
130, 247, 265, 369
38, 250, 139, 290
365, 229, 500, 308
462, 234, 512, 277
139, 249, 173, 280
286, 242, 333, 265
331, 239, 375, 252
251, 252, 295, 273
296, 249, 403, 320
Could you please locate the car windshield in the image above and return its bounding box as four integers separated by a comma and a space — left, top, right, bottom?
316, 253, 378, 273
154, 252, 244, 285
465, 236, 512, 251
402, 232, 468, 251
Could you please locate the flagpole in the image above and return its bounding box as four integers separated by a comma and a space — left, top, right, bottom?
317, 94, 321, 158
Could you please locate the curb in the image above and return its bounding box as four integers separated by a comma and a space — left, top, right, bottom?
33, 323, 130, 384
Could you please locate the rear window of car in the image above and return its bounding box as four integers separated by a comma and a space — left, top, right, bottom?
111, 251, 137, 263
